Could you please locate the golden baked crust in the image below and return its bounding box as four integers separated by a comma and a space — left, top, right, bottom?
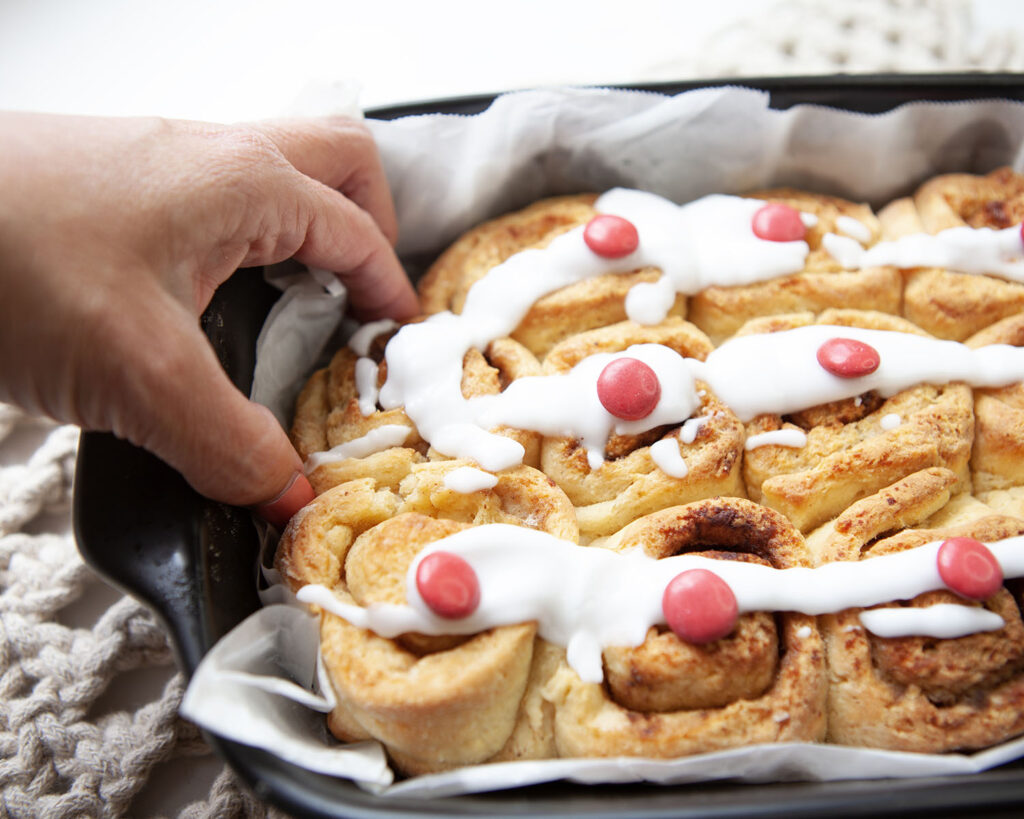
276, 459, 578, 774
966, 314, 1024, 492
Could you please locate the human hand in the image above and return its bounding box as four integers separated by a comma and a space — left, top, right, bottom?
0, 112, 418, 527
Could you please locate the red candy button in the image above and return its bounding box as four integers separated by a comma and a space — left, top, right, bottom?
662, 569, 738, 644
597, 357, 661, 420
583, 214, 639, 258
816, 337, 881, 378
416, 551, 481, 619
937, 537, 1003, 601
752, 203, 805, 242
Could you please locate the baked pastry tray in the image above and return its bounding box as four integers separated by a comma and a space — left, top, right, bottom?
73, 75, 1024, 818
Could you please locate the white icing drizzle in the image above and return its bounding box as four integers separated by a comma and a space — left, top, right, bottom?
297, 528, 1024, 684
624, 276, 675, 325
859, 604, 1005, 639
368, 189, 1024, 474
745, 429, 808, 450
696, 325, 1024, 422
348, 318, 398, 357
835, 215, 872, 244
679, 415, 710, 444
354, 357, 379, 417
800, 212, 819, 228
649, 439, 689, 478
480, 343, 701, 471
822, 232, 866, 267
377, 322, 1024, 473
839, 225, 1024, 279
304, 424, 412, 471
880, 412, 902, 430
443, 466, 499, 494
378, 190, 809, 470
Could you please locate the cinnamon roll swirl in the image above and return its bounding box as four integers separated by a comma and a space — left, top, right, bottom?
294, 323, 543, 494
543, 497, 826, 758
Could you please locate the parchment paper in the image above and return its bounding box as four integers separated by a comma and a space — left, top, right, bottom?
180, 84, 1024, 797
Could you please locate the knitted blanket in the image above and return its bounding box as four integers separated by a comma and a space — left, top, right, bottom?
0, 405, 284, 818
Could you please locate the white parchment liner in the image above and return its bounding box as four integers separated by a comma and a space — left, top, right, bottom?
181, 84, 1024, 797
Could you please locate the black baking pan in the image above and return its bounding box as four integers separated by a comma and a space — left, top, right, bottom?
73, 75, 1024, 818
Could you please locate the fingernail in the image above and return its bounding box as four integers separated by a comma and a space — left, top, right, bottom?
253, 472, 315, 530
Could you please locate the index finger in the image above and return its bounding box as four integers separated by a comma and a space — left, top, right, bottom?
252, 117, 399, 245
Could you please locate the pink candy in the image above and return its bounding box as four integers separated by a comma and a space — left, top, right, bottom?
416, 551, 481, 619
662, 568, 738, 644
752, 203, 805, 242
816, 337, 881, 378
937, 537, 1003, 601
597, 357, 661, 420
583, 214, 639, 258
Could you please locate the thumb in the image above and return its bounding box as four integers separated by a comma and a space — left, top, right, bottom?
95, 297, 314, 528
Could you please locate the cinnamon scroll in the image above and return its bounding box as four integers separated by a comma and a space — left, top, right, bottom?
813, 468, 1024, 752
738, 309, 974, 533
292, 322, 543, 495
878, 167, 1024, 340
543, 497, 826, 758
538, 318, 745, 543
274, 460, 576, 774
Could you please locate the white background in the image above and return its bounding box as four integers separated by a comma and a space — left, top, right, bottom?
1, 0, 1022, 123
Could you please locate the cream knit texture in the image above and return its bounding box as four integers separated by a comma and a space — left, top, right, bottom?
0, 407, 285, 818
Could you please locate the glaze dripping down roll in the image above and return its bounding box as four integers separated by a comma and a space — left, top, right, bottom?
293, 322, 543, 495
537, 318, 746, 543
